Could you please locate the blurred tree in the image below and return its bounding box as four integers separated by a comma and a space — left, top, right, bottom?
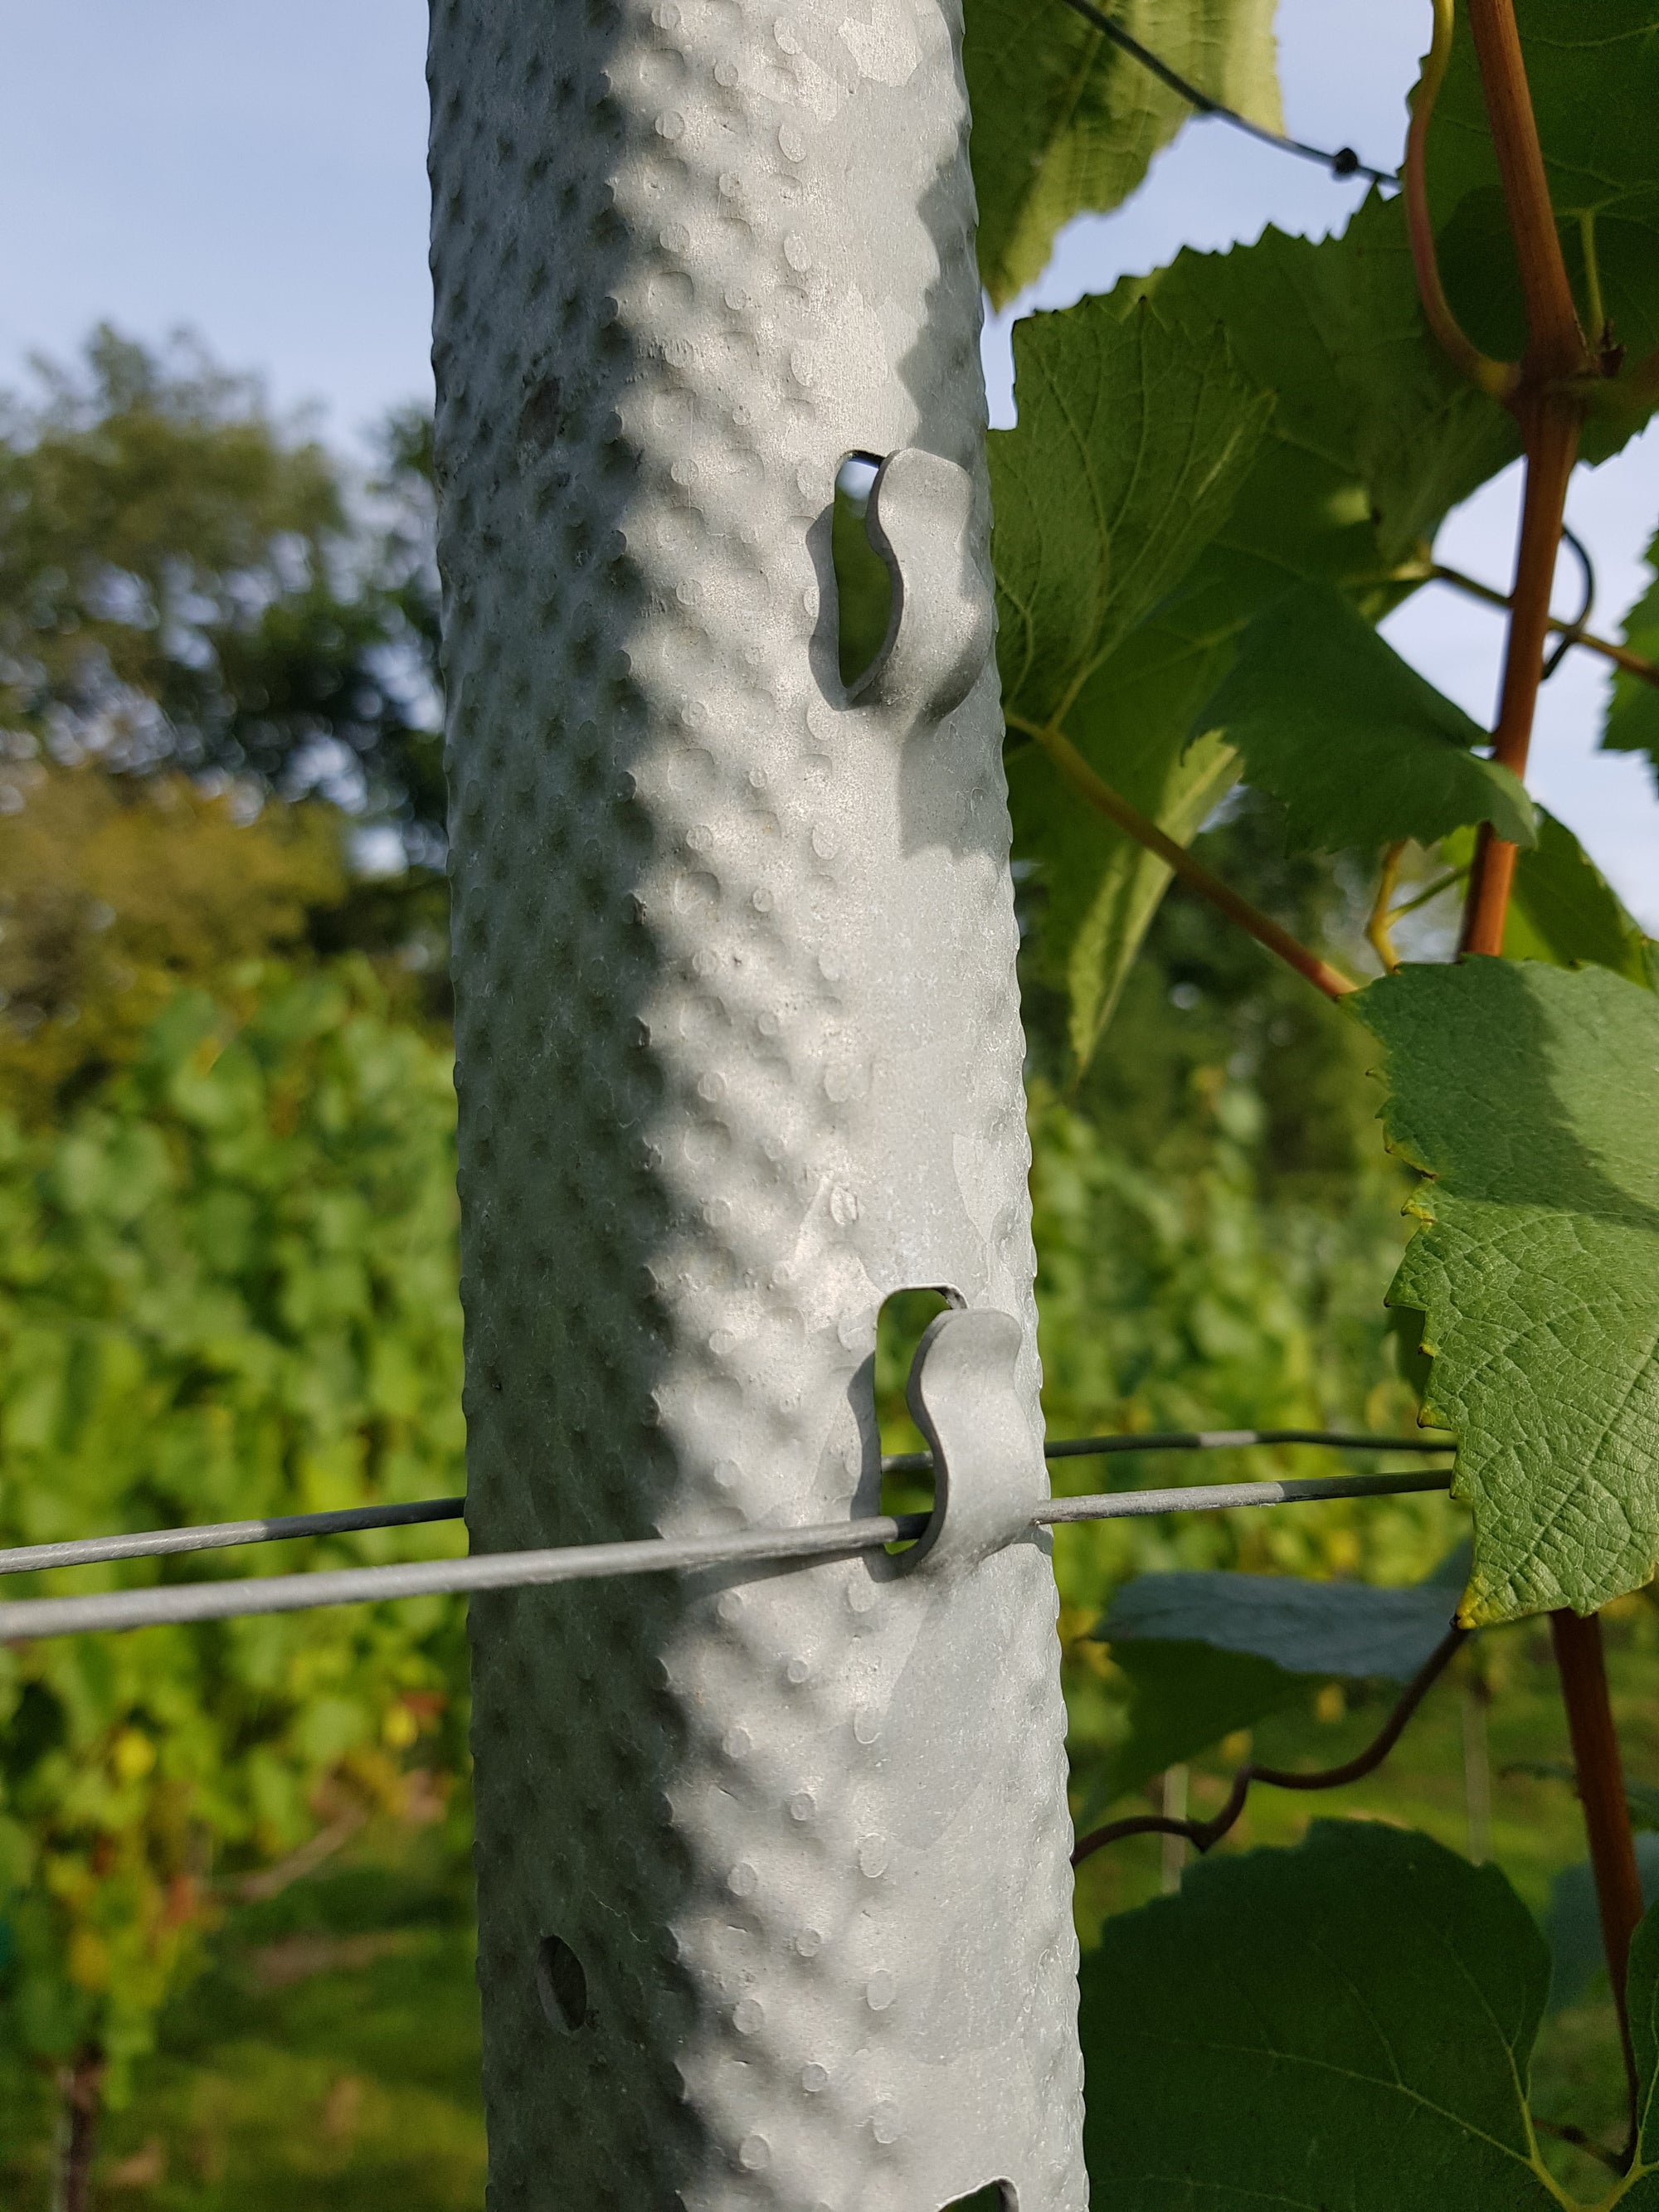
0, 328, 445, 859
0, 766, 343, 1123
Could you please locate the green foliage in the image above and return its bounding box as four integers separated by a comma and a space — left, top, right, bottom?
990, 294, 1271, 731
1, 1839, 484, 2208
1103, 1558, 1464, 1677
988, 293, 1274, 1061
1131, 192, 1520, 600
1442, 809, 1657, 986
1090, 1555, 1463, 1801
1360, 960, 1659, 1626
992, 192, 1525, 1067
1605, 531, 1659, 781
1431, 0, 1659, 440
964, 0, 1282, 307
828, 473, 893, 688
1078, 1819, 1659, 2209
0, 766, 349, 1123
1198, 581, 1536, 852
0, 965, 467, 2098
1005, 618, 1239, 1067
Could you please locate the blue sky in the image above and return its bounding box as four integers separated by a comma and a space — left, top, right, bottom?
3, 0, 1655, 920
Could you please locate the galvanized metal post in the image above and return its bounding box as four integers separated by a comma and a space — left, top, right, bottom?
428, 0, 1085, 2203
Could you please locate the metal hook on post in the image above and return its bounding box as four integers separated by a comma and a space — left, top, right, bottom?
849, 449, 995, 722
899, 1308, 1049, 1573
429, 0, 1086, 2200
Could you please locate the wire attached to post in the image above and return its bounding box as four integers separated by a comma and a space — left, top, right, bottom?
1050, 0, 1399, 190
0, 1466, 1454, 1643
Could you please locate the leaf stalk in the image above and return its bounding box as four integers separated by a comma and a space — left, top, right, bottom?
1403, 0, 1518, 399
1438, 6, 1637, 2107
1010, 714, 1359, 1003
1366, 841, 1408, 973
1551, 1609, 1645, 2129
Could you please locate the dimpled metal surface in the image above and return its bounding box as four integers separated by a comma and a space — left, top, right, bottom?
427, 0, 1085, 2202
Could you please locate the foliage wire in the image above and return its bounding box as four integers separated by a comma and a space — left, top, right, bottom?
1069, 1624, 1468, 1866
0, 1435, 1453, 1578
1540, 525, 1595, 681
1394, 556, 1659, 689
0, 1470, 1455, 1642
1049, 0, 1397, 189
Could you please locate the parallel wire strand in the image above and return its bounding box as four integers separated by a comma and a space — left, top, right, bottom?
0, 1468, 1453, 1644
0, 1432, 1454, 1579
0, 1497, 469, 1578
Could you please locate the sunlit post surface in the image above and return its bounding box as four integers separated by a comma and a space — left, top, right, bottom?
428, 0, 1084, 2201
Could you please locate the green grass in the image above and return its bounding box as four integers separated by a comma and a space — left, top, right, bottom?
3, 1835, 486, 2212
7, 1607, 1659, 2205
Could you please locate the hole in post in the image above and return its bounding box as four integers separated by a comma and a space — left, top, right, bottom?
940, 2186, 1018, 2210
832, 450, 893, 689
875, 1287, 955, 1552
534, 1934, 589, 2034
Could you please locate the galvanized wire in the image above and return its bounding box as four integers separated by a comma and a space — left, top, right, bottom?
0, 1432, 1452, 1580
0, 1466, 1453, 1643
0, 1497, 468, 1578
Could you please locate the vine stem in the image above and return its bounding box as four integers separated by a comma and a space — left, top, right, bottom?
1007, 715, 1359, 1001
1072, 1626, 1467, 1867
1552, 1611, 1644, 2116
52, 2044, 104, 2212
1453, 0, 1593, 960
1457, 407, 1579, 954
1433, 0, 1642, 2109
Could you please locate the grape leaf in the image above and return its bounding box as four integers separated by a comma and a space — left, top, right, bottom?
1102, 1559, 1462, 1676
989, 294, 1272, 734
1130, 193, 1521, 603
1195, 581, 1536, 853
1443, 809, 1657, 987
1088, 1557, 1462, 1802
1604, 529, 1659, 781
1090, 1642, 1303, 1809
1360, 959, 1659, 1625
1437, 186, 1659, 392
1079, 1820, 1643, 2209
965, 0, 1282, 309
990, 295, 1267, 1064
1007, 605, 1239, 1066
997, 197, 1521, 1066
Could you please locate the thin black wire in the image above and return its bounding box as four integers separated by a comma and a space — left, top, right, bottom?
1050, 0, 1398, 190
1542, 525, 1596, 680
